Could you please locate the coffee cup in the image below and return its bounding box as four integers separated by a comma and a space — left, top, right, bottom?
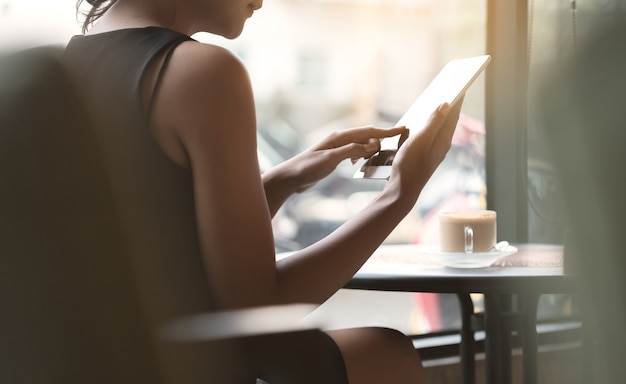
439, 210, 497, 253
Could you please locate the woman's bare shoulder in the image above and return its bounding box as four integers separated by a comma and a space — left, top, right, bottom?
148, 38, 257, 170
167, 40, 250, 92
153, 39, 255, 144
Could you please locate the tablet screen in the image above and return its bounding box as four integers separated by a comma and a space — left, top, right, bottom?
354, 55, 491, 179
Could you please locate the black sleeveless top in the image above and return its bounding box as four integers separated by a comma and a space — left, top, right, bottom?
63, 28, 216, 326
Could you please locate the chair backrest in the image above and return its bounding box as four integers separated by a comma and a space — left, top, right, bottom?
0, 46, 161, 384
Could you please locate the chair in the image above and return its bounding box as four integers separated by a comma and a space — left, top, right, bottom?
0, 46, 348, 384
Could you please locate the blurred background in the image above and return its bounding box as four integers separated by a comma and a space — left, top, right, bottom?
2, 0, 583, 336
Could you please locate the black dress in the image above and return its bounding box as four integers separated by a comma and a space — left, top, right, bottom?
63, 28, 215, 327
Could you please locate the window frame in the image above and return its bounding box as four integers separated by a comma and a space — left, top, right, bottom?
485, 0, 530, 244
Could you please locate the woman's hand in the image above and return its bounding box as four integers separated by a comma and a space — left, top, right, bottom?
281, 125, 407, 192
386, 99, 464, 206
262, 125, 406, 217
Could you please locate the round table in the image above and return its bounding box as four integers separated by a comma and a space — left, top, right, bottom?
345, 243, 579, 384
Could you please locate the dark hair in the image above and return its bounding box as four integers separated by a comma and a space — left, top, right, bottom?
76, 0, 118, 34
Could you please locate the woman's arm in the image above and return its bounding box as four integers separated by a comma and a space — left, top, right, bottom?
155, 42, 291, 308
274, 102, 461, 303
154, 41, 461, 309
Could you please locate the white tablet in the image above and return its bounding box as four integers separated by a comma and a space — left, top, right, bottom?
354, 55, 491, 179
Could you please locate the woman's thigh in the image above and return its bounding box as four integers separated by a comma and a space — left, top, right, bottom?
245, 329, 349, 384
327, 327, 424, 384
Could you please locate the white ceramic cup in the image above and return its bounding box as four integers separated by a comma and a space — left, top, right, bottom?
439, 210, 497, 253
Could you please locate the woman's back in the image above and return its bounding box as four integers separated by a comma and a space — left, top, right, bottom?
63, 27, 215, 326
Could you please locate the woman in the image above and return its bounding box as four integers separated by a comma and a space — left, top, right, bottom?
66, 0, 463, 382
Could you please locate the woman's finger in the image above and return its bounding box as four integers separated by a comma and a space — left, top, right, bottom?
328, 125, 407, 148
327, 140, 381, 165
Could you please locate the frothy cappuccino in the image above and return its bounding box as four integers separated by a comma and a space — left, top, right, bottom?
439, 210, 497, 253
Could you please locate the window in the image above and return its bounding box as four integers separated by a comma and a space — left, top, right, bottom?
296, 51, 328, 89
201, 0, 488, 335
10, 0, 612, 341
4, 0, 490, 336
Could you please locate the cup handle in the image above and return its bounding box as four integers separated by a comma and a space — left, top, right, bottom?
464, 226, 473, 253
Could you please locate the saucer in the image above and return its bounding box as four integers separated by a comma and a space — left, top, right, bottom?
418, 245, 518, 269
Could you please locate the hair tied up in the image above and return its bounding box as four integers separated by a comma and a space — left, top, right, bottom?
78, 0, 116, 33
